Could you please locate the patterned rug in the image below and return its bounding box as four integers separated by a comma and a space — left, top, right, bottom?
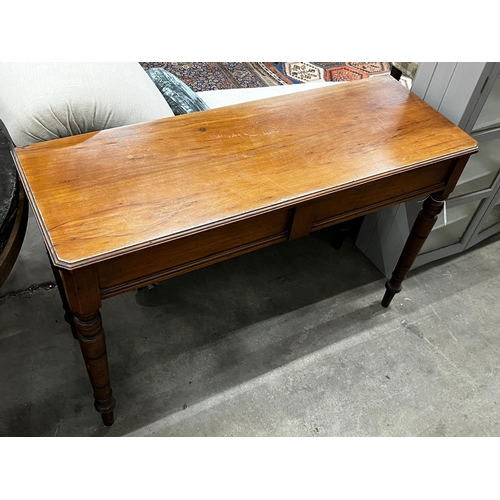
258, 62, 390, 85
140, 62, 391, 92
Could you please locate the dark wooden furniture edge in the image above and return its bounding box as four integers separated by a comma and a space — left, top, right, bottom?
0, 120, 29, 288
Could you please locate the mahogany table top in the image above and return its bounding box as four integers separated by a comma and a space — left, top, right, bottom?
14, 75, 478, 270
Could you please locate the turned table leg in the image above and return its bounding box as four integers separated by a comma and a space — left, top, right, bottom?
59, 267, 116, 425
381, 194, 445, 308
74, 310, 116, 426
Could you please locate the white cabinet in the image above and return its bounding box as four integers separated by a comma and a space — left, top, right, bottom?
356, 63, 500, 277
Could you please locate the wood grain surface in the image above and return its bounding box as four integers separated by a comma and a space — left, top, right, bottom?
14, 76, 478, 268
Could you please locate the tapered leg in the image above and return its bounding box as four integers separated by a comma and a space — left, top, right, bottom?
74, 311, 116, 426
382, 194, 445, 307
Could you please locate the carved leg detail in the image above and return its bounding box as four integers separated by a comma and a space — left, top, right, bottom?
382, 194, 445, 307
74, 311, 116, 426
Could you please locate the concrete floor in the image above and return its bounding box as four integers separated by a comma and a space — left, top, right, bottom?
1, 208, 500, 437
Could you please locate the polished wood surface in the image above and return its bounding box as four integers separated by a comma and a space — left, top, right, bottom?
15, 76, 477, 269
13, 76, 478, 425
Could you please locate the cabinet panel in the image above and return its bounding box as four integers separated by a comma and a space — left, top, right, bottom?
479, 198, 500, 233
450, 137, 500, 198
472, 74, 500, 133
420, 199, 483, 254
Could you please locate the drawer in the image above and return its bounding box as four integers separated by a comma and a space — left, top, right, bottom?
311, 159, 455, 230
97, 207, 292, 295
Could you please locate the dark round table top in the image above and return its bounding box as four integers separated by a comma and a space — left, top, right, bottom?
0, 122, 19, 255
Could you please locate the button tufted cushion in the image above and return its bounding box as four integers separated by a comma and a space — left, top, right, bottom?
0, 62, 175, 147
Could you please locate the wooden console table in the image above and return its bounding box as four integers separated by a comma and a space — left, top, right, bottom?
13, 76, 478, 425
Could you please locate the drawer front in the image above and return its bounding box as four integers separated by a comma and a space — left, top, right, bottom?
97, 208, 292, 295
311, 160, 455, 229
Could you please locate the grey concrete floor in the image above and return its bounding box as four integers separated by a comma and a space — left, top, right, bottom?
1, 209, 500, 437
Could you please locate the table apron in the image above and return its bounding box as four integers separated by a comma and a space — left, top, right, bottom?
308, 158, 454, 234
92, 159, 454, 299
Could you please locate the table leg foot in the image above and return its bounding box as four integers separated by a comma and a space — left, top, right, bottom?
74, 311, 116, 426
381, 280, 402, 308
381, 194, 445, 307
101, 411, 115, 426
96, 399, 115, 426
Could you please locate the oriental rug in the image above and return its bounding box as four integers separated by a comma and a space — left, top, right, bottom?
140, 62, 391, 92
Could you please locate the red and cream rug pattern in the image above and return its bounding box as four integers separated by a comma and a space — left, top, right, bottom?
256, 62, 390, 85
140, 62, 391, 92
